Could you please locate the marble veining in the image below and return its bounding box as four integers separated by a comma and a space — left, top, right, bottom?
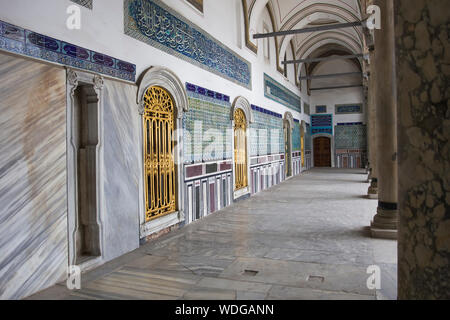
0, 53, 68, 299
102, 80, 141, 261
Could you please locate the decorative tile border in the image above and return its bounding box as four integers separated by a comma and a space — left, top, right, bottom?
311, 114, 333, 135
186, 83, 230, 105
335, 104, 363, 114
0, 20, 136, 82
250, 104, 282, 118
264, 73, 301, 113
315, 105, 327, 114
125, 0, 251, 89
70, 0, 93, 9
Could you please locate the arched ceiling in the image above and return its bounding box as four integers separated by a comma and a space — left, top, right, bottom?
244, 0, 365, 85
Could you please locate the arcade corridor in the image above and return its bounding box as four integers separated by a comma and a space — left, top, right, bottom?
29, 169, 397, 300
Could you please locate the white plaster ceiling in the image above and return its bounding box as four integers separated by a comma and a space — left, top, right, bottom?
247, 0, 363, 62
246, 0, 364, 84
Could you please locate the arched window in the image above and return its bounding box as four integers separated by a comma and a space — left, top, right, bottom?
143, 86, 177, 221
234, 108, 248, 190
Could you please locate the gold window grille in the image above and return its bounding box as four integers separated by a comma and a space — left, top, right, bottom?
234, 109, 248, 190
143, 86, 177, 221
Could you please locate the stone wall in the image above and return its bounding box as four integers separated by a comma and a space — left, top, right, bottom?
395, 0, 450, 299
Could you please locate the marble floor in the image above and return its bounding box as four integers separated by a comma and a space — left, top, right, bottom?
28, 168, 397, 300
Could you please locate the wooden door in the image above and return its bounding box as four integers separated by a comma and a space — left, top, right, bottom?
313, 137, 331, 167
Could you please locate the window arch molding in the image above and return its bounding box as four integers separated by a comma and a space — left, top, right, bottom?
136, 66, 188, 238
137, 66, 189, 118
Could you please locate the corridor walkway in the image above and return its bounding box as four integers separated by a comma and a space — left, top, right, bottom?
29, 168, 397, 300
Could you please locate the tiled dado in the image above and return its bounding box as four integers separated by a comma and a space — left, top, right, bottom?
305, 151, 312, 170
0, 20, 136, 82
185, 160, 232, 181
250, 154, 285, 195
292, 155, 302, 176
335, 149, 367, 169
184, 165, 233, 224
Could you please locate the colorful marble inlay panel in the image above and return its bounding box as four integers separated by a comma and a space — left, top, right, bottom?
335, 123, 367, 149
183, 83, 232, 163
186, 0, 203, 13
70, 0, 93, 9
335, 104, 363, 114
250, 105, 283, 156
264, 73, 301, 113
125, 0, 251, 89
315, 105, 327, 113
0, 20, 136, 82
292, 121, 301, 151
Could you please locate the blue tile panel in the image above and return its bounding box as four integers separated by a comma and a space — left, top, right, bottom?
311, 114, 333, 135
125, 0, 251, 89
335, 104, 362, 114
0, 20, 136, 82
316, 105, 327, 113
70, 0, 93, 9
335, 124, 367, 149
250, 105, 284, 156
183, 83, 232, 164
264, 73, 301, 113
292, 121, 301, 152
305, 123, 312, 151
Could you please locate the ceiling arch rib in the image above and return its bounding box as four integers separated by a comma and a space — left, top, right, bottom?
277, 10, 362, 67
246, 0, 364, 84
248, 0, 270, 48
294, 34, 363, 86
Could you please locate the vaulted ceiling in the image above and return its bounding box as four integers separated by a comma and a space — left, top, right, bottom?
243, 0, 366, 85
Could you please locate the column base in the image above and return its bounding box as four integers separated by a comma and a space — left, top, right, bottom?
367, 178, 378, 199
370, 227, 397, 239
370, 203, 398, 239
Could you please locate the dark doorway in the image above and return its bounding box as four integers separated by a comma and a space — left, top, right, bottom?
313, 137, 331, 167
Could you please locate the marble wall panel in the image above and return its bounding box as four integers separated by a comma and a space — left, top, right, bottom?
395, 0, 450, 299
0, 53, 67, 299
102, 79, 140, 262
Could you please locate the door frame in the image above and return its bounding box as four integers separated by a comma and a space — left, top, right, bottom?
230, 96, 253, 200
312, 133, 335, 168
136, 67, 188, 239
283, 112, 294, 178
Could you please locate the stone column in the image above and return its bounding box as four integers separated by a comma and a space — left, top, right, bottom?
395, 0, 450, 299
367, 49, 378, 198
370, 0, 398, 239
